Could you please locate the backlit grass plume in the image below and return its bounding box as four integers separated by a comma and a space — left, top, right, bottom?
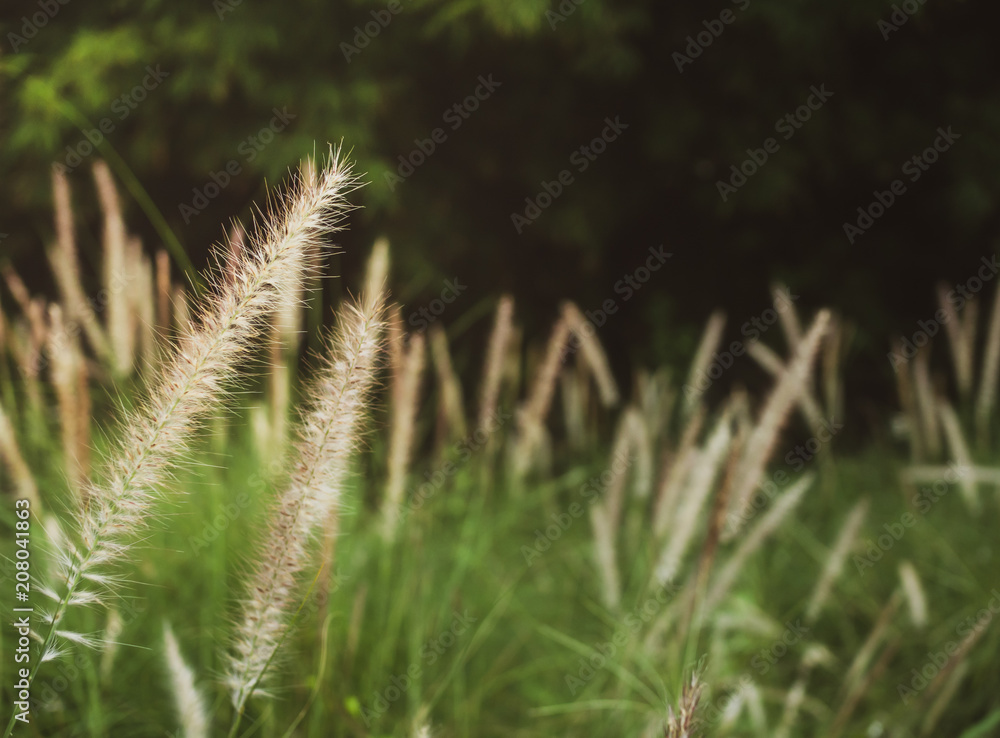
665, 671, 705, 738
49, 167, 112, 363
92, 160, 133, 377
226, 292, 385, 718
381, 330, 426, 539
0, 397, 39, 511
163, 622, 210, 738
477, 294, 514, 435
726, 310, 830, 533
20, 150, 360, 714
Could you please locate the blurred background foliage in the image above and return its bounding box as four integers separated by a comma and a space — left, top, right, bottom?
1, 0, 998, 428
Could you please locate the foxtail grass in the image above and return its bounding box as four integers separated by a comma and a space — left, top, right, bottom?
936, 398, 977, 510
652, 404, 705, 536
822, 314, 846, 427
977, 284, 1000, 445
773, 646, 827, 738
478, 294, 514, 436
561, 300, 619, 407
163, 622, 210, 738
898, 560, 928, 629
589, 502, 621, 609
0, 397, 39, 511
429, 322, 467, 444
936, 282, 974, 400
381, 331, 425, 539
49, 167, 112, 362
386, 304, 405, 400
364, 236, 391, 301
747, 341, 825, 437
921, 662, 970, 736
172, 284, 193, 335
773, 281, 803, 348
226, 292, 384, 721
683, 310, 725, 413
47, 304, 91, 500
3, 150, 361, 738
654, 409, 732, 586
841, 592, 901, 697
100, 607, 123, 686
912, 345, 941, 458
513, 314, 570, 476
1, 267, 46, 354
665, 670, 704, 738
804, 498, 868, 624
706, 473, 813, 610
727, 310, 829, 532
128, 236, 157, 372
156, 248, 173, 336
92, 160, 134, 376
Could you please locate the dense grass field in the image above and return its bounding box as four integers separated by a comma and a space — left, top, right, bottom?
5, 416, 1000, 736
2, 156, 1000, 737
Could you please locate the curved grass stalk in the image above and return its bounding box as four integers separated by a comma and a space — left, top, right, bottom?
226, 294, 384, 723
2, 150, 359, 738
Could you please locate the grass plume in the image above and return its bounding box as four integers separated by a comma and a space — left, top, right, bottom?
19, 150, 361, 718
163, 622, 210, 738
226, 292, 384, 715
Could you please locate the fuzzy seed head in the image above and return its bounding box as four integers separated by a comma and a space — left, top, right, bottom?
227, 292, 384, 710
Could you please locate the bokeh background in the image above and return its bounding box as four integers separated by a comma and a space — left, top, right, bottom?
2, 0, 998, 433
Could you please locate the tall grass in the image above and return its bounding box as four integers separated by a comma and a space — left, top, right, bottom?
0, 155, 998, 736
227, 293, 385, 726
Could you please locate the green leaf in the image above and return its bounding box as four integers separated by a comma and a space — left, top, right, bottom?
959, 709, 1000, 738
